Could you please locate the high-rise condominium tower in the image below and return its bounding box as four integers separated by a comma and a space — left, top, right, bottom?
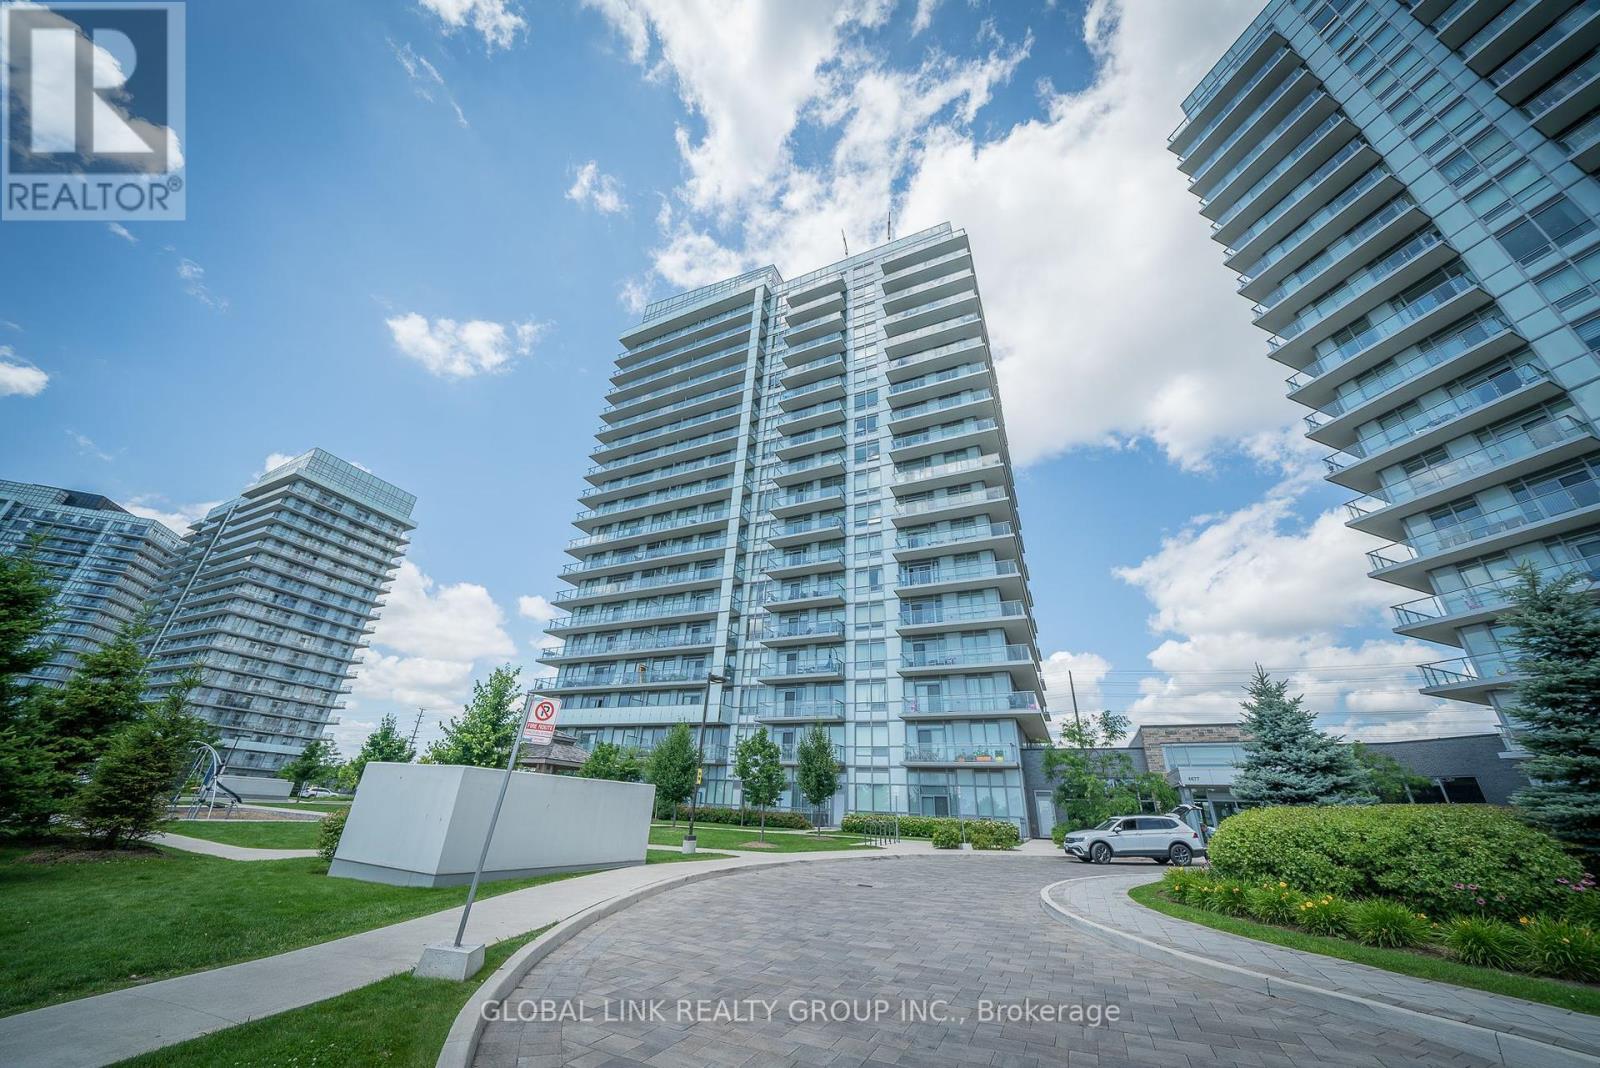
145, 450, 414, 778
537, 224, 1051, 834
0, 480, 183, 688
1174, 0, 1600, 756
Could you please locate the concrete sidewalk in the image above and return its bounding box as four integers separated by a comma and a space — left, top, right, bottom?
1044, 871, 1600, 1066
153, 832, 319, 861
0, 843, 927, 1068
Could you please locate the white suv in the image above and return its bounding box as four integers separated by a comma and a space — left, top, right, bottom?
1061, 815, 1205, 866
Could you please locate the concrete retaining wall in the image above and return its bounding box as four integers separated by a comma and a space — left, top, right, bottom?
330, 762, 656, 887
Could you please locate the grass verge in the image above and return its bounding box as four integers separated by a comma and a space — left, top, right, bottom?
0, 840, 722, 1017
113, 924, 554, 1067
166, 820, 321, 849
648, 824, 872, 853
1128, 883, 1600, 1017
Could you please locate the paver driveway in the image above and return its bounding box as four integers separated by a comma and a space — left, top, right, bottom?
476, 855, 1491, 1067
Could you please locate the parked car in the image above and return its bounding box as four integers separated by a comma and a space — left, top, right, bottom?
302, 786, 330, 798
1061, 814, 1205, 866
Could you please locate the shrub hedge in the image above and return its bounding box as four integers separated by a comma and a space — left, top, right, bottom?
931, 824, 961, 849
837, 812, 1020, 848
669, 804, 811, 830
317, 808, 348, 864
1207, 805, 1583, 921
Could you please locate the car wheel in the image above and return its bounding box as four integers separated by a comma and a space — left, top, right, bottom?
1089, 841, 1112, 865
1169, 843, 1193, 867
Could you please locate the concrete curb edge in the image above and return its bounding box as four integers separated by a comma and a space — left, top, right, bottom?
1038, 875, 1600, 1068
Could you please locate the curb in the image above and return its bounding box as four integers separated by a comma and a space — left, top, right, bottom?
1038, 875, 1600, 1068
435, 851, 913, 1068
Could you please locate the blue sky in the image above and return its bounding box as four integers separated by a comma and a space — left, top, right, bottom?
0, 0, 1497, 754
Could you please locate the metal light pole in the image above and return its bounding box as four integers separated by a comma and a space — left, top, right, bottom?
683, 671, 729, 853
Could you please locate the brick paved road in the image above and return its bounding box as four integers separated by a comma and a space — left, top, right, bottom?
476, 856, 1492, 1067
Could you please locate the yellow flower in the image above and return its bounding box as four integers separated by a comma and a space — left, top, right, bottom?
1519, 916, 1531, 926
1278, 882, 1287, 889
1562, 937, 1572, 945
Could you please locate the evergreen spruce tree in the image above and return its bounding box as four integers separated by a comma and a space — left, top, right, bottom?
424, 665, 521, 768
0, 547, 62, 833
734, 727, 784, 841
349, 712, 416, 784
1500, 564, 1600, 857
643, 722, 698, 823
1232, 667, 1374, 806
32, 615, 153, 779
794, 723, 840, 831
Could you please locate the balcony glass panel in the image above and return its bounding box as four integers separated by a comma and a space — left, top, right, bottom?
901, 644, 1033, 668
890, 418, 998, 451
1214, 112, 1349, 231
1494, 0, 1600, 87
1524, 48, 1600, 118
1275, 231, 1445, 343
1238, 165, 1393, 284
1344, 416, 1592, 511
1369, 479, 1600, 566
1341, 365, 1550, 460
899, 599, 1025, 626
1301, 311, 1512, 419
1197, 87, 1326, 203
1292, 273, 1478, 383
900, 692, 1042, 713
1258, 195, 1417, 310
896, 521, 1014, 551
895, 487, 1009, 518
903, 743, 1019, 764
1226, 137, 1371, 250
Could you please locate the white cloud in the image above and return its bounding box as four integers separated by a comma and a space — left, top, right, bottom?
517, 594, 559, 622
566, 161, 627, 214
418, 0, 527, 51
371, 560, 516, 662
176, 258, 228, 311
386, 312, 548, 379
389, 38, 469, 127
910, 0, 941, 35
618, 276, 653, 314
1039, 650, 1111, 739
255, 451, 300, 479
122, 494, 222, 535
65, 429, 113, 461
107, 222, 137, 244
349, 652, 476, 710
0, 347, 48, 397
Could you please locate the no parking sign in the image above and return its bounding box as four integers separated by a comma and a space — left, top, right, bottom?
523, 696, 559, 746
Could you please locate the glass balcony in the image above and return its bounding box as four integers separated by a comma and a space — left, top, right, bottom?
575, 477, 734, 524
1213, 111, 1350, 231
759, 654, 844, 679
1301, 312, 1514, 426
546, 599, 721, 632
583, 451, 736, 501
1562, 108, 1600, 159
882, 268, 976, 310
560, 536, 726, 576
772, 516, 846, 541
890, 417, 998, 452
889, 388, 994, 424
886, 336, 987, 376
1257, 195, 1418, 312
897, 559, 1020, 588
764, 581, 846, 607
776, 399, 846, 430
547, 667, 705, 689
1367, 479, 1600, 571
896, 521, 1015, 552
1326, 365, 1552, 467
1238, 164, 1394, 286
901, 644, 1034, 669
771, 487, 846, 513
902, 743, 1019, 766
1343, 416, 1592, 515
894, 455, 1005, 486
1524, 49, 1600, 120
622, 303, 748, 361
778, 376, 845, 407
883, 312, 982, 355
596, 404, 742, 455
771, 452, 847, 481
782, 330, 846, 364
755, 700, 846, 721
1288, 273, 1479, 385
1418, 651, 1518, 691
1225, 137, 1373, 252
555, 568, 724, 604
616, 318, 751, 381
894, 486, 1009, 519
1272, 231, 1447, 344
1494, 0, 1600, 87
764, 548, 846, 573
597, 383, 743, 437
1197, 86, 1326, 205
586, 427, 742, 476
606, 340, 746, 401
602, 357, 743, 417
882, 290, 979, 330
566, 509, 731, 551
1175, 46, 1292, 160
899, 691, 1043, 715
899, 600, 1026, 627
777, 426, 848, 456
1392, 560, 1598, 628
888, 361, 987, 397
760, 619, 846, 642
542, 633, 719, 659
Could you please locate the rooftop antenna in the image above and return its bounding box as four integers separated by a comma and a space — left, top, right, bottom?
840, 229, 849, 257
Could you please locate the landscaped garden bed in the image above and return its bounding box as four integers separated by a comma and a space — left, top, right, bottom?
1128, 803, 1600, 1015
838, 812, 1021, 849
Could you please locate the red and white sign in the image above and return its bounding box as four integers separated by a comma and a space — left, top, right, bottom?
523, 697, 559, 746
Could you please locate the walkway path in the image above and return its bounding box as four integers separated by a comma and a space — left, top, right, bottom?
476, 856, 1495, 1067
0, 843, 925, 1068
153, 832, 319, 861
1045, 870, 1600, 1064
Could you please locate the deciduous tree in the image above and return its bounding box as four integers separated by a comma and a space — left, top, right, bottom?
350, 712, 415, 784
794, 724, 840, 830
734, 727, 784, 841
1043, 711, 1177, 831
644, 722, 697, 822
424, 666, 521, 768
577, 741, 643, 782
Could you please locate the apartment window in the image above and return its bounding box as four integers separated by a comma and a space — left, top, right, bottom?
1495, 197, 1596, 267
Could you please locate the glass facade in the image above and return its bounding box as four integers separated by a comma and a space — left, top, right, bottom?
1175, 0, 1600, 757
0, 481, 183, 687
143, 449, 415, 777
537, 224, 1052, 833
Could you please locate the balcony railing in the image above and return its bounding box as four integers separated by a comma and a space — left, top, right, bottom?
1289, 273, 1478, 384
1273, 231, 1446, 344
883, 290, 978, 328
1393, 561, 1598, 627
1367, 479, 1600, 570
1418, 652, 1518, 690
1343, 416, 1591, 514
597, 405, 742, 453
543, 633, 719, 659
901, 644, 1034, 669
887, 362, 987, 398
1197, 85, 1325, 204
782, 330, 846, 362
1214, 111, 1349, 231
618, 314, 750, 378
890, 389, 994, 423
886, 336, 986, 375
1301, 311, 1513, 423
560, 536, 726, 576
886, 313, 982, 352
903, 743, 1019, 765
773, 516, 846, 540
771, 451, 847, 481
547, 667, 706, 689
585, 451, 737, 500
575, 477, 734, 523
765, 548, 845, 572
779, 426, 848, 452
1258, 195, 1417, 311
1237, 163, 1393, 286
894, 455, 1004, 485
1176, 45, 1292, 159
1493, 0, 1600, 87
772, 487, 847, 512
779, 376, 845, 406
1329, 364, 1550, 465
606, 339, 746, 402
899, 600, 1026, 626
760, 620, 845, 641
1226, 138, 1373, 252
890, 418, 998, 451
555, 568, 724, 603
586, 426, 741, 476
602, 358, 744, 417
1524, 49, 1600, 119
764, 582, 846, 606
897, 521, 1014, 552
566, 509, 731, 551
756, 700, 846, 720
900, 692, 1043, 714
599, 383, 743, 436
897, 559, 1020, 588
761, 655, 844, 678
894, 486, 1008, 518
547, 599, 720, 631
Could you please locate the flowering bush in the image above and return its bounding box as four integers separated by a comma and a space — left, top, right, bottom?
1207, 805, 1583, 921
1246, 883, 1305, 926
1347, 899, 1430, 949
1442, 916, 1520, 970
1520, 917, 1600, 981
1295, 894, 1351, 938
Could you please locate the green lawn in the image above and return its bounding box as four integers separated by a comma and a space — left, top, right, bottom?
167, 820, 321, 849
114, 924, 555, 1067
1129, 884, 1600, 1017
648, 824, 874, 853
0, 841, 723, 1017
269, 800, 348, 813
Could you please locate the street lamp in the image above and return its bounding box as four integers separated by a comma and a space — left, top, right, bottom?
683, 671, 729, 853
